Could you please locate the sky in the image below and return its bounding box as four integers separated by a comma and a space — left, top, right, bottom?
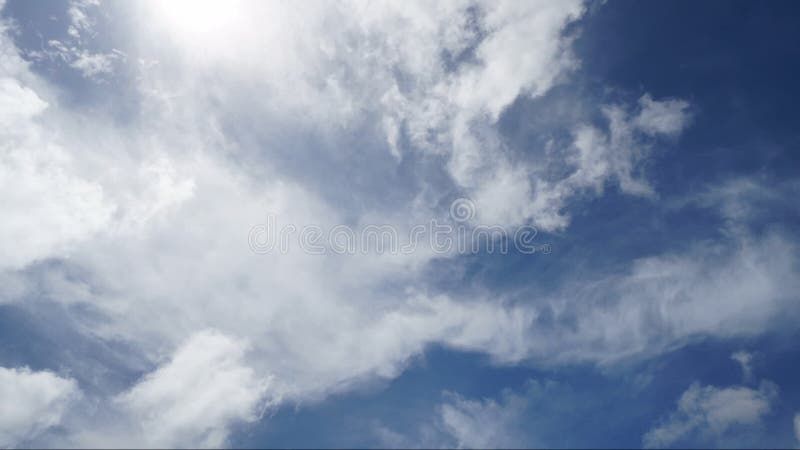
1, 0, 800, 448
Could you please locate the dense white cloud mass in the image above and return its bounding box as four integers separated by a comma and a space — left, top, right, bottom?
112, 330, 273, 448
1, 20, 103, 272
0, 75, 114, 271
0, 367, 79, 447
643, 381, 778, 448
0, 0, 797, 447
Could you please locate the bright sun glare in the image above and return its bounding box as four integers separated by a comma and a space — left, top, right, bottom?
153, 0, 244, 37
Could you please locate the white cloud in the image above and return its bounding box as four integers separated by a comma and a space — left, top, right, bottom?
452, 1, 584, 120
461, 92, 692, 228
0, 0, 596, 400
632, 94, 691, 136
67, 0, 100, 39
68, 49, 122, 78
42, 42, 124, 81
439, 391, 527, 448
0, 1, 795, 447
112, 330, 274, 448
129, 0, 613, 230
686, 176, 800, 235
25, 1, 124, 80
400, 1, 590, 228
379, 378, 582, 448
0, 367, 79, 448
0, 77, 47, 126
495, 228, 799, 367
375, 386, 534, 448
643, 381, 777, 448
569, 93, 692, 198
0, 76, 114, 271
0, 19, 191, 272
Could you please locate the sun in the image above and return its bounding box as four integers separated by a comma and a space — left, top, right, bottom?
149, 0, 245, 39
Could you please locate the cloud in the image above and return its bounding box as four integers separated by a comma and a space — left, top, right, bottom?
66, 0, 100, 39
0, 1, 796, 447
731, 351, 754, 382
795, 413, 800, 444
0, 76, 114, 271
40, 38, 124, 81
30, 330, 274, 448
512, 93, 695, 229
377, 378, 588, 448
23, 1, 124, 81
116, 331, 272, 447
632, 93, 691, 136
643, 381, 778, 448
0, 367, 79, 448
68, 49, 123, 78
0, 0, 594, 400
570, 94, 691, 197
515, 228, 800, 366
377, 1, 691, 229
686, 176, 800, 233
372, 385, 533, 449
0, 15, 191, 272
0, 77, 47, 125
128, 0, 682, 230
439, 391, 528, 448
110, 330, 274, 448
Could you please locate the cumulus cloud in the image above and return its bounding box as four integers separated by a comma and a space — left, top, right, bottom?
0, 367, 79, 448
0, 26, 189, 274
109, 330, 274, 448
0, 77, 46, 125
643, 381, 777, 448
0, 76, 114, 271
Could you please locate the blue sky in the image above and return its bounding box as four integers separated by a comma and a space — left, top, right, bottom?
1, 0, 799, 448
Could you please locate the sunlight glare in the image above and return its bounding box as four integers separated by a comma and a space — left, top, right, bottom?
152, 0, 245, 38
